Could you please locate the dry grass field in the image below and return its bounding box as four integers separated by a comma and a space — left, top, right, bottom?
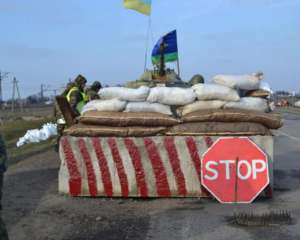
0, 105, 56, 166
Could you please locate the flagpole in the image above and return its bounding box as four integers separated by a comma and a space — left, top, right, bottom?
177, 57, 181, 78
143, 16, 152, 72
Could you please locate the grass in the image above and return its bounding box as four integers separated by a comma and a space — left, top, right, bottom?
0, 117, 56, 166
277, 107, 300, 114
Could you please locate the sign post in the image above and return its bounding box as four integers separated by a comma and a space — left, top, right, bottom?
201, 137, 269, 203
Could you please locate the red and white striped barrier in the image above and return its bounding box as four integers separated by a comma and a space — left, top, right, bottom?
59, 136, 273, 198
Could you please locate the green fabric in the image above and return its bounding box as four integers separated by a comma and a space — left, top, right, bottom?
0, 135, 7, 173
152, 52, 178, 65
66, 86, 88, 113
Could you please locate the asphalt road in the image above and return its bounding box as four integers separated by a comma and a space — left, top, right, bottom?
3, 111, 300, 240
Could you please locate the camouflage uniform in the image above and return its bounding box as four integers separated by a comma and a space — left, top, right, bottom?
85, 81, 102, 101
0, 134, 9, 240
66, 75, 88, 116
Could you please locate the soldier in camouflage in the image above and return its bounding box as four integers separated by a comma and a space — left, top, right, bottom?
66, 75, 88, 116
0, 134, 9, 239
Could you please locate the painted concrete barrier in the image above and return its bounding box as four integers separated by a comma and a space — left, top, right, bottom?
59, 136, 273, 198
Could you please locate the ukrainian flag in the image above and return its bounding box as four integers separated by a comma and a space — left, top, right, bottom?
124, 0, 152, 16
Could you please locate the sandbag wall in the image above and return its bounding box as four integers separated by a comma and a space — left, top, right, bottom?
65, 73, 282, 137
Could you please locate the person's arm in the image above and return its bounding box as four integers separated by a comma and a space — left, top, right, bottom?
69, 90, 81, 116
0, 135, 7, 173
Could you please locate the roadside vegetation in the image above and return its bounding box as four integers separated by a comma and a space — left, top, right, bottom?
0, 108, 56, 166
278, 106, 300, 114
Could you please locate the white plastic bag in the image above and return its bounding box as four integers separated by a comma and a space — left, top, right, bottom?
99, 86, 150, 102
125, 102, 172, 115
81, 99, 127, 114
224, 97, 268, 112
192, 83, 240, 101
17, 123, 57, 147
147, 87, 196, 106
213, 72, 263, 90
295, 101, 300, 108
179, 100, 226, 116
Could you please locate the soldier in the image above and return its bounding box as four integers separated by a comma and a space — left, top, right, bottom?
0, 134, 9, 239
66, 75, 89, 116
85, 81, 102, 101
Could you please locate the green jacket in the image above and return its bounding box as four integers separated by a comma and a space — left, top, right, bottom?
0, 135, 7, 173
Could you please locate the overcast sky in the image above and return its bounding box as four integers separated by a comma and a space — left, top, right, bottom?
0, 0, 299, 99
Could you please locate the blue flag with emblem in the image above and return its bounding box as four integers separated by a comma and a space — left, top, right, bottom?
151, 30, 178, 65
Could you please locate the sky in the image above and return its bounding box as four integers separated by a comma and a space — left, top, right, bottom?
0, 0, 299, 99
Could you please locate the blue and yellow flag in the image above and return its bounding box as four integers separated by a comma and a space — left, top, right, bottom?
124, 0, 152, 16
152, 30, 178, 64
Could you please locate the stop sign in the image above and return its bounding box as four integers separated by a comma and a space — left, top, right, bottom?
201, 137, 269, 203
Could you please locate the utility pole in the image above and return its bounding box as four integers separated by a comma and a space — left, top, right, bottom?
41, 84, 45, 100
11, 77, 23, 112
0, 71, 9, 103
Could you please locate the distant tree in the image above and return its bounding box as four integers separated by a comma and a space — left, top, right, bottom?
275, 91, 290, 96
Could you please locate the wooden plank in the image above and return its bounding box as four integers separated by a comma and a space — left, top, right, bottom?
55, 96, 77, 127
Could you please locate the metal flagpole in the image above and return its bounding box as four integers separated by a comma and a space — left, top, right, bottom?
143, 16, 152, 72
177, 57, 181, 78
175, 30, 181, 78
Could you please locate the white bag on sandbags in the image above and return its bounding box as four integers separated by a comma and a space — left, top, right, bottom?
125, 102, 172, 115
179, 100, 227, 116
224, 97, 268, 112
213, 72, 263, 90
192, 83, 240, 101
99, 86, 150, 102
259, 81, 273, 94
82, 99, 127, 114
295, 101, 300, 108
147, 87, 196, 106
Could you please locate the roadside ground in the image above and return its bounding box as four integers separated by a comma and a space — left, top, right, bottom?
2, 108, 300, 240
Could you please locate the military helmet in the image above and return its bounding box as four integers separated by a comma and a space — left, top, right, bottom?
91, 81, 102, 90
74, 74, 87, 85
189, 74, 205, 86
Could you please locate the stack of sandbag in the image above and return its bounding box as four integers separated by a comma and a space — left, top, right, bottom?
66, 111, 180, 137
212, 73, 273, 112
294, 101, 300, 108
64, 74, 282, 137
177, 83, 240, 116
166, 109, 282, 136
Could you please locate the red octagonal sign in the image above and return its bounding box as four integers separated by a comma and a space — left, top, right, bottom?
201, 137, 269, 203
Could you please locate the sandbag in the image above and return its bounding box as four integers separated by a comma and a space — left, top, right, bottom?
177, 100, 226, 116
246, 89, 270, 98
147, 87, 196, 106
99, 86, 150, 102
64, 124, 166, 137
295, 101, 300, 108
182, 109, 283, 129
79, 111, 180, 127
192, 83, 240, 101
259, 81, 273, 93
166, 122, 271, 136
81, 99, 127, 114
224, 97, 268, 112
125, 102, 172, 115
213, 73, 262, 90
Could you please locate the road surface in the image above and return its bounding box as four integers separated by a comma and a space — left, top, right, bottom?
3, 111, 300, 240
